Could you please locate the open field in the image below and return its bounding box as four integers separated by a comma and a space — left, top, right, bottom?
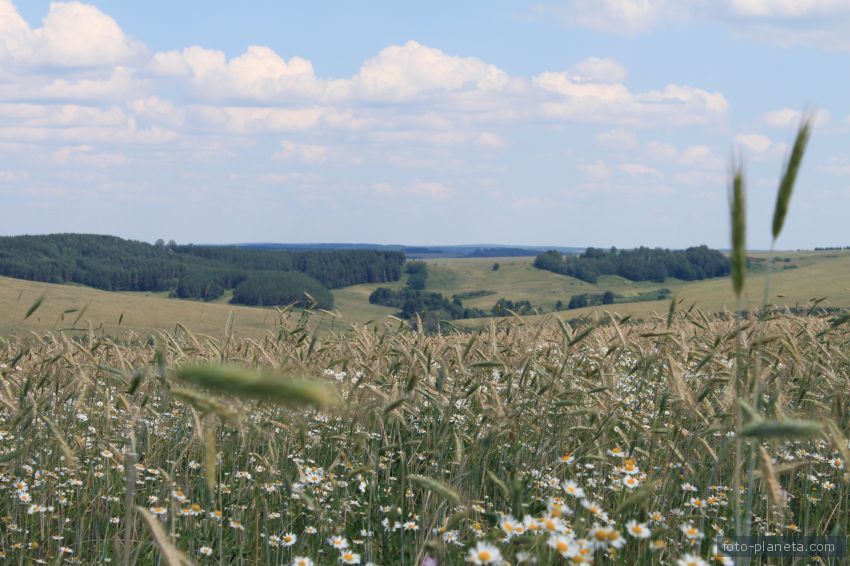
3, 250, 850, 338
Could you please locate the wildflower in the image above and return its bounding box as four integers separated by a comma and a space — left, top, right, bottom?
403, 520, 418, 531
547, 497, 571, 517
327, 536, 349, 550
689, 498, 707, 509
619, 458, 640, 475
560, 453, 575, 464
340, 551, 361, 564
548, 534, 576, 557
563, 480, 585, 498
829, 458, 844, 470
293, 558, 314, 566
540, 515, 567, 534
523, 515, 542, 534
466, 541, 502, 564
281, 533, 297, 547
682, 482, 698, 492
150, 506, 167, 516
677, 554, 709, 566
608, 446, 626, 458
626, 520, 651, 539
305, 526, 317, 534
229, 520, 245, 530
681, 524, 704, 541
499, 514, 520, 538
199, 546, 213, 556
622, 476, 640, 489
709, 545, 734, 565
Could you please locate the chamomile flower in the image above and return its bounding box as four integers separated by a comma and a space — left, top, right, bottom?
499, 514, 521, 538
677, 554, 709, 566
548, 534, 576, 557
466, 541, 502, 564
562, 480, 585, 498
680, 524, 704, 541
626, 520, 651, 539
199, 546, 213, 557
327, 536, 349, 550
340, 551, 361, 564
281, 533, 297, 547
293, 558, 314, 566
622, 476, 640, 489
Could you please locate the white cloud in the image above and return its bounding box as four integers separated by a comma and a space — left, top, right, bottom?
0, 0, 144, 67
596, 128, 639, 149
620, 162, 662, 176
577, 159, 611, 180
570, 57, 628, 83
52, 144, 127, 167
545, 0, 850, 49
273, 140, 331, 163
735, 133, 773, 152
535, 73, 727, 125
149, 45, 321, 101
549, 0, 684, 36
761, 107, 830, 128
725, 0, 846, 18
410, 181, 454, 198
348, 41, 513, 102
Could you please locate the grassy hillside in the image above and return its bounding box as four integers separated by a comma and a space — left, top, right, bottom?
3, 250, 849, 337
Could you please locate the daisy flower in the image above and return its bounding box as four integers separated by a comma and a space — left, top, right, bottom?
466, 541, 502, 565
340, 551, 361, 564
327, 536, 349, 550
548, 534, 576, 557
680, 524, 704, 541
626, 520, 651, 539
293, 558, 314, 566
563, 480, 585, 498
677, 554, 709, 566
281, 533, 297, 547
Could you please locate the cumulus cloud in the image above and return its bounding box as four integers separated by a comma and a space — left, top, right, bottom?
570, 57, 628, 83
149, 45, 321, 101
534, 72, 727, 125
735, 133, 773, 152
0, 0, 144, 67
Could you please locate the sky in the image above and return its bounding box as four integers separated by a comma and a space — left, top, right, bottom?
1, 0, 849, 249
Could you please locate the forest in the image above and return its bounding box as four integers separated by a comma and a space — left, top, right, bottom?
0, 234, 403, 306
533, 245, 730, 283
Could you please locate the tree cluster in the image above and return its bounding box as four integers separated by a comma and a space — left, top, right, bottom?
231, 272, 333, 309
0, 234, 403, 306
533, 246, 729, 284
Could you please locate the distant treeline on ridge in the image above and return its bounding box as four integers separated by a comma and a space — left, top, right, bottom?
0, 234, 405, 309
533, 245, 730, 284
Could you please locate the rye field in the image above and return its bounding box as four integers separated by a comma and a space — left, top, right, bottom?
1, 295, 850, 564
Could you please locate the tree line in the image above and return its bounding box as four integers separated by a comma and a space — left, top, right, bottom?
533, 245, 729, 284
0, 234, 403, 306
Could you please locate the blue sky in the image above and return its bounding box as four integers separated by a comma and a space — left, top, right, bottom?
2, 0, 849, 249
